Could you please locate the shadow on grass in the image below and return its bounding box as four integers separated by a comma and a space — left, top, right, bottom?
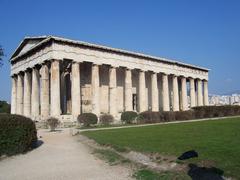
188, 164, 224, 180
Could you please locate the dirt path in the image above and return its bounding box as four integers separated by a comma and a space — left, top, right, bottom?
0, 129, 133, 180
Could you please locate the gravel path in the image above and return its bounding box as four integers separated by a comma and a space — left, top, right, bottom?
0, 129, 133, 180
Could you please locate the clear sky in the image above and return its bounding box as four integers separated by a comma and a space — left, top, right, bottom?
1, 0, 240, 102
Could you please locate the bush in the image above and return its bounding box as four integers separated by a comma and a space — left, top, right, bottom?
192, 105, 240, 119
162, 111, 176, 122
46, 117, 60, 131
77, 113, 98, 127
121, 111, 138, 124
0, 114, 37, 156
99, 114, 114, 125
175, 110, 195, 121
137, 111, 163, 124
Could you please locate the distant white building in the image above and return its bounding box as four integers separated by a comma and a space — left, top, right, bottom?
209, 94, 240, 106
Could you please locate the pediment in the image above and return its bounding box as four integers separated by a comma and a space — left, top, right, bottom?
11, 36, 48, 59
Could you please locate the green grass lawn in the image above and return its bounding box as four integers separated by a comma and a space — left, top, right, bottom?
82, 117, 240, 179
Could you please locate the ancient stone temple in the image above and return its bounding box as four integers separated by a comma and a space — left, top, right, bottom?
10, 36, 209, 122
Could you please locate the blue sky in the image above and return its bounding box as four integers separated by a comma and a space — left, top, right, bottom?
1, 0, 240, 102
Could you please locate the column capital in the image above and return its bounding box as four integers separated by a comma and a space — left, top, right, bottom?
188, 76, 195, 80
138, 69, 145, 73
161, 72, 169, 76
180, 76, 187, 80
92, 62, 102, 66
170, 74, 177, 78
72, 61, 80, 65
72, 60, 83, 65
50, 59, 62, 62
18, 71, 24, 76
11, 74, 18, 78
25, 67, 32, 73
149, 70, 158, 74
109, 65, 118, 69
124, 67, 134, 71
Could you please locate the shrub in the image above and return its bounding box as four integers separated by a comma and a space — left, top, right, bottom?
175, 110, 195, 121
137, 111, 163, 124
0, 101, 10, 113
0, 114, 37, 156
99, 114, 114, 125
192, 105, 240, 119
121, 111, 138, 124
77, 113, 98, 127
46, 117, 60, 131
162, 111, 176, 122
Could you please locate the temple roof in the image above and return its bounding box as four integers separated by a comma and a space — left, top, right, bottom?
10, 35, 209, 71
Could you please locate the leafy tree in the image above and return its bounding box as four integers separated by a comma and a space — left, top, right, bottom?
0, 45, 4, 67
0, 101, 11, 113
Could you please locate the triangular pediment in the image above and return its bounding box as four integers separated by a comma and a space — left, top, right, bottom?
11, 36, 48, 59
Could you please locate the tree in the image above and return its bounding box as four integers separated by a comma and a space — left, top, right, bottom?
0, 45, 4, 67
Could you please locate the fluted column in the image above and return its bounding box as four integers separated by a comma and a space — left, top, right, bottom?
11, 76, 17, 114
172, 75, 179, 111
91, 64, 100, 115
151, 72, 159, 111
181, 77, 188, 111
17, 73, 24, 115
204, 80, 209, 106
41, 64, 50, 119
71, 62, 81, 118
125, 68, 132, 111
109, 66, 117, 116
31, 68, 40, 120
23, 71, 31, 117
197, 79, 203, 106
51, 60, 61, 117
190, 78, 196, 107
162, 74, 170, 111
139, 70, 146, 112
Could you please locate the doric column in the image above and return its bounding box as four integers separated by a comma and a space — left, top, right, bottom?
181, 77, 188, 111
31, 68, 40, 120
41, 64, 50, 119
124, 68, 133, 111
139, 70, 146, 112
197, 79, 203, 106
109, 66, 117, 116
51, 60, 61, 117
203, 80, 209, 106
151, 72, 159, 111
71, 62, 81, 118
162, 74, 170, 111
11, 76, 17, 114
190, 78, 196, 107
23, 71, 31, 117
16, 73, 24, 115
172, 75, 179, 111
91, 64, 100, 115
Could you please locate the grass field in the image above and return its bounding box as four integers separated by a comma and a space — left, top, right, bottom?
82, 117, 240, 179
